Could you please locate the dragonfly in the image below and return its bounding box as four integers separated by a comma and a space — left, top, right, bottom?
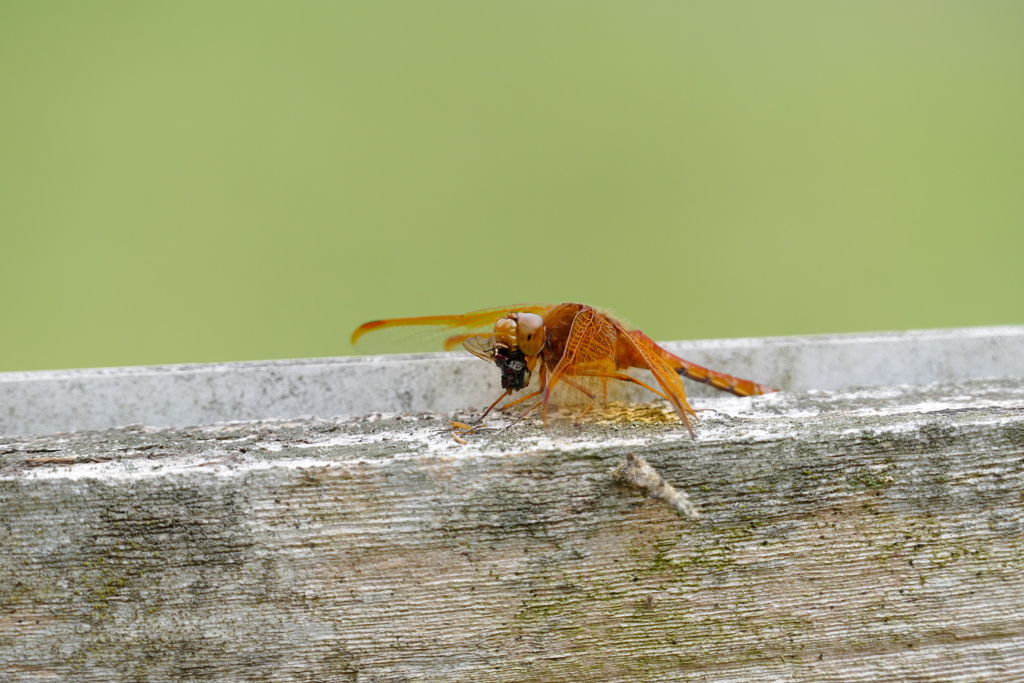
351, 303, 777, 436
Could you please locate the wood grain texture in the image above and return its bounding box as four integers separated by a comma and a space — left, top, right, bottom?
2, 378, 1023, 682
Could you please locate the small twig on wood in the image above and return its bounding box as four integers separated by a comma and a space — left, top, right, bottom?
24, 456, 112, 466
23, 457, 76, 466
448, 420, 501, 444
609, 453, 700, 519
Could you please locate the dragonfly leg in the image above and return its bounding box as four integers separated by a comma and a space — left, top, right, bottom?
507, 380, 594, 428
501, 389, 542, 411
502, 398, 543, 430
492, 364, 549, 430
561, 377, 597, 424
579, 371, 669, 401
473, 389, 512, 425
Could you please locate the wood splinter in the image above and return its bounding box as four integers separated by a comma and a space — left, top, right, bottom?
609, 453, 700, 519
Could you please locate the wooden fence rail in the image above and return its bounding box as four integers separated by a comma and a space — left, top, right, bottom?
1, 327, 1023, 681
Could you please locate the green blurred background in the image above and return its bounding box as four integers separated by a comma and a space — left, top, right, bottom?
2, 2, 1022, 372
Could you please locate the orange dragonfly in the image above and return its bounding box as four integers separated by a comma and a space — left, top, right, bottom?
351, 303, 777, 436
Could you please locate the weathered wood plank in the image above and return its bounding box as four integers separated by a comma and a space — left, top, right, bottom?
2, 378, 1023, 681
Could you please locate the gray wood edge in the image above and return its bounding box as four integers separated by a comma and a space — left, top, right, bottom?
2, 325, 1023, 437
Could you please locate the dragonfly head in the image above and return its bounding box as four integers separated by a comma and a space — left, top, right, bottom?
493, 312, 546, 357
491, 312, 544, 390
462, 311, 545, 391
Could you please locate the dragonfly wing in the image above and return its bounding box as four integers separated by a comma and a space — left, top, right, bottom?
444, 332, 495, 352
627, 330, 778, 396
351, 304, 554, 353
462, 335, 498, 361
546, 307, 618, 392
615, 322, 697, 436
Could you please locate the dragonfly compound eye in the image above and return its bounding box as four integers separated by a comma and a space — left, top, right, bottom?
515, 313, 545, 356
